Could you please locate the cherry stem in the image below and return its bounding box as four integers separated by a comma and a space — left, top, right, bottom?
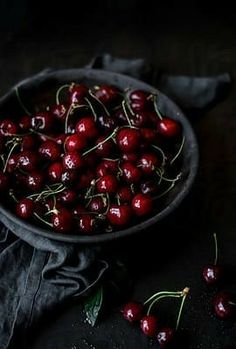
156, 169, 182, 183
152, 94, 163, 120
85, 97, 97, 122
30, 129, 55, 141
170, 136, 185, 165
152, 144, 167, 167
34, 212, 53, 227
82, 127, 119, 156
122, 100, 132, 126
213, 233, 218, 265
147, 294, 183, 316
55, 84, 70, 105
153, 182, 175, 200
89, 90, 110, 116
65, 103, 74, 133
3, 141, 19, 173
15, 86, 31, 116
144, 290, 183, 305
176, 287, 190, 330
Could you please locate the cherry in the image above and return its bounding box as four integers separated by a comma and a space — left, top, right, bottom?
16, 198, 35, 219
62, 153, 84, 170
39, 140, 61, 161
117, 186, 133, 203
75, 117, 98, 139
131, 112, 148, 127
19, 115, 31, 131
48, 162, 64, 182
89, 197, 106, 213
132, 193, 152, 216
107, 204, 132, 226
96, 162, 109, 177
122, 302, 144, 323
95, 136, 114, 157
202, 265, 223, 285
114, 108, 127, 124
0, 171, 9, 191
6, 154, 19, 173
156, 118, 181, 138
140, 315, 159, 337
116, 128, 140, 152
0, 120, 18, 136
64, 134, 86, 152
121, 162, 142, 183
76, 170, 94, 189
55, 134, 67, 146
26, 171, 44, 191
21, 135, 37, 151
18, 151, 38, 172
129, 90, 150, 103
96, 174, 118, 194
213, 292, 234, 319
157, 327, 175, 347
61, 169, 77, 186
138, 153, 160, 174
73, 204, 87, 216
121, 153, 138, 162
69, 84, 88, 104
31, 112, 53, 131
140, 180, 158, 195
140, 128, 157, 143
96, 160, 119, 177
51, 208, 73, 232
84, 152, 98, 168
58, 189, 77, 204
51, 104, 67, 120
98, 115, 115, 133
94, 85, 119, 104
78, 214, 95, 233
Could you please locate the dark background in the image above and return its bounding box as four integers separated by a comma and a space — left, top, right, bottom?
1, 1, 236, 348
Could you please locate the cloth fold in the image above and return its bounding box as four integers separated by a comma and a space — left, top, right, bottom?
0, 54, 231, 349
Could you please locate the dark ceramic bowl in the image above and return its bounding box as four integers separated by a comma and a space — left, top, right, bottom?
0, 69, 199, 243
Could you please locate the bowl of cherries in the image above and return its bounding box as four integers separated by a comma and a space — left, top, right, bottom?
0, 69, 198, 243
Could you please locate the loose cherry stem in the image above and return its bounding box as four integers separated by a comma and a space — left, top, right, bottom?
89, 90, 110, 116
153, 182, 176, 200
122, 100, 132, 126
170, 136, 185, 165
82, 127, 119, 156
56, 84, 70, 105
176, 287, 190, 330
152, 94, 163, 120
15, 86, 31, 116
147, 294, 183, 316
144, 290, 183, 306
213, 233, 218, 265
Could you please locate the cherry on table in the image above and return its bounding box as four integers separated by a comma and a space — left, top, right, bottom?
116, 127, 141, 153
107, 204, 132, 226
140, 315, 159, 337
156, 117, 181, 138
96, 174, 118, 194
39, 140, 61, 161
157, 327, 175, 347
16, 198, 35, 219
122, 302, 144, 323
213, 291, 234, 319
202, 264, 223, 285
51, 208, 73, 232
132, 193, 152, 216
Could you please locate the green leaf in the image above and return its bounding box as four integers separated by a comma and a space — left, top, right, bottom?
84, 286, 103, 327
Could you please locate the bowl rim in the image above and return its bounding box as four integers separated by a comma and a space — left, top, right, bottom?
0, 68, 199, 243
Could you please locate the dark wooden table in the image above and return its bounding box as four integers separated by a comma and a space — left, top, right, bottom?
1, 3, 236, 348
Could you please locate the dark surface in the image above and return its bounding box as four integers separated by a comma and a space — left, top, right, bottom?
1, 1, 236, 348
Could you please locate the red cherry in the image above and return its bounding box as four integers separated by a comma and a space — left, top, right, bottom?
114, 108, 127, 124
21, 135, 36, 151
76, 170, 94, 189
95, 136, 113, 157
84, 153, 98, 167
73, 204, 87, 216
0, 171, 9, 191
107, 204, 132, 226
48, 162, 64, 182
96, 174, 118, 194
96, 162, 109, 177
51, 208, 73, 232
122, 302, 144, 323
94, 85, 119, 104
31, 112, 53, 131
19, 115, 31, 131
138, 153, 159, 174
89, 197, 106, 213
51, 104, 67, 120
26, 171, 44, 191
157, 327, 175, 347
121, 162, 142, 183
98, 115, 115, 133
156, 118, 181, 138
6, 154, 19, 173
78, 214, 95, 233
62, 153, 84, 170
140, 180, 158, 195
132, 193, 152, 216
213, 292, 234, 319
16, 198, 35, 219
117, 186, 133, 203
18, 151, 38, 171
39, 140, 61, 161
0, 120, 18, 136
131, 112, 148, 127
116, 128, 140, 152
202, 264, 223, 285
61, 170, 78, 186
64, 134, 86, 152
58, 189, 77, 204
69, 84, 88, 104
121, 153, 138, 162
55, 134, 67, 146
140, 315, 159, 337
129, 90, 150, 103
140, 128, 157, 142
75, 117, 98, 139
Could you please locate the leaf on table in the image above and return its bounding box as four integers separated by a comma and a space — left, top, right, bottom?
84, 286, 103, 327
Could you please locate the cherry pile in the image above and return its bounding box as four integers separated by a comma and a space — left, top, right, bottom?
0, 83, 184, 234
122, 287, 189, 347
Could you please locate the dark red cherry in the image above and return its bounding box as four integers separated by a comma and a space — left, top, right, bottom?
132, 193, 152, 216
51, 208, 73, 232
18, 151, 38, 172
156, 118, 181, 138
102, 159, 119, 173
16, 198, 35, 219
96, 174, 118, 194
95, 136, 113, 157
94, 85, 119, 104
26, 171, 44, 191
51, 104, 67, 120
58, 189, 77, 204
140, 180, 158, 195
78, 214, 95, 233
96, 162, 109, 177
98, 115, 115, 133
19, 115, 31, 131
131, 112, 148, 127
31, 112, 53, 131
21, 135, 36, 151
117, 186, 133, 203
6, 154, 19, 173
140, 315, 159, 337
75, 117, 98, 139
107, 205, 132, 226
0, 120, 18, 136
0, 171, 9, 191
140, 128, 157, 143
64, 134, 86, 152
69, 84, 88, 104
122, 302, 144, 323
157, 327, 175, 347
116, 128, 140, 153
61, 170, 77, 186
76, 170, 94, 189
202, 264, 223, 285
121, 162, 142, 183
48, 162, 64, 182
129, 90, 150, 103
62, 153, 84, 170
73, 204, 87, 216
213, 292, 234, 319
122, 153, 138, 162
39, 140, 61, 161
138, 153, 160, 174
55, 134, 67, 146
114, 108, 127, 124
89, 196, 106, 213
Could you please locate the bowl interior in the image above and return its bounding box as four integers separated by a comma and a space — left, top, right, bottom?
0, 69, 198, 243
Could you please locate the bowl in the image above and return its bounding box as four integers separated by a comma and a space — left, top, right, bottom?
0, 68, 199, 243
